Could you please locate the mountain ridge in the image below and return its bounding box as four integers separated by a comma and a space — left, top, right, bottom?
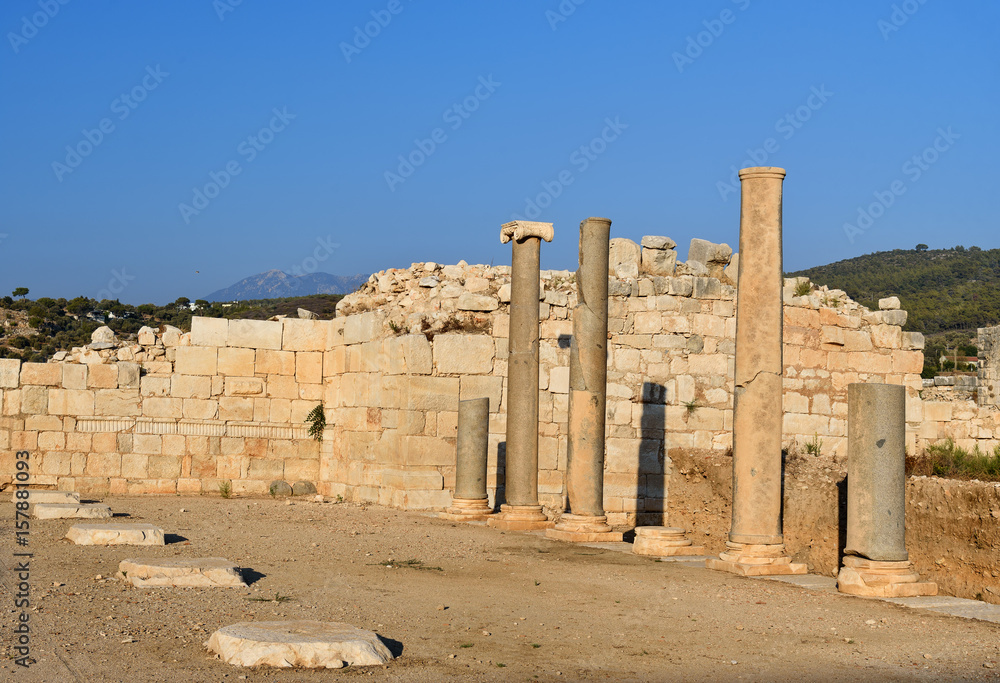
205, 270, 368, 302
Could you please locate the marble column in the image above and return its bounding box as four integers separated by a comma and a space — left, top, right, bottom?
837, 383, 936, 597
548, 217, 622, 542
441, 397, 493, 522
707, 166, 806, 576
488, 220, 555, 531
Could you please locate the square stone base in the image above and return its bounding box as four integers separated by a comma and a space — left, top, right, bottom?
837, 557, 938, 598
545, 528, 623, 543
705, 557, 808, 576
439, 511, 494, 522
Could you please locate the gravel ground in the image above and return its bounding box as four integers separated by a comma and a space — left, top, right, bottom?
2, 495, 999, 682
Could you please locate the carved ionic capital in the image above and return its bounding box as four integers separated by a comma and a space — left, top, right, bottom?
500, 221, 554, 244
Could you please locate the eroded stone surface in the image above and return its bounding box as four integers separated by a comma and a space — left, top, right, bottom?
66, 523, 165, 546
34, 503, 112, 519
205, 620, 394, 668
119, 557, 246, 587
12, 490, 81, 505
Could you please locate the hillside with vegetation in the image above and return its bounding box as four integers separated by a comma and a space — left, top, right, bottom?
0, 290, 343, 363
789, 244, 1000, 338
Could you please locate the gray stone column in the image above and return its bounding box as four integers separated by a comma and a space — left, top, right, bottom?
441, 397, 493, 521
837, 383, 936, 596
488, 220, 554, 531
548, 217, 621, 542
707, 166, 805, 576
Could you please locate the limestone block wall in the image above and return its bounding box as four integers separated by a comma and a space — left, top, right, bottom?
0, 317, 329, 496
325, 260, 927, 525
977, 325, 1000, 407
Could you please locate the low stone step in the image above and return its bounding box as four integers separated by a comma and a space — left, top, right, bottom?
34, 503, 112, 520
66, 523, 165, 546
12, 490, 81, 505
205, 621, 394, 669
118, 558, 246, 587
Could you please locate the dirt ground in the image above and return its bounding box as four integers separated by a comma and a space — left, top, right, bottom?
2, 495, 1000, 682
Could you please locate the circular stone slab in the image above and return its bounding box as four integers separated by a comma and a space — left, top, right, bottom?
66, 523, 165, 546
33, 503, 112, 520
118, 558, 246, 587
205, 621, 394, 669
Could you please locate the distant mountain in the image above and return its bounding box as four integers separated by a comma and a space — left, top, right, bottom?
788, 246, 1000, 335
205, 270, 368, 302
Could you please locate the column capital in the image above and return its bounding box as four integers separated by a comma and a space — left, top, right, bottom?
738, 166, 786, 181
500, 221, 554, 244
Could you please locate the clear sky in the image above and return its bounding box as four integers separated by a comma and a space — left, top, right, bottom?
1, 1, 997, 304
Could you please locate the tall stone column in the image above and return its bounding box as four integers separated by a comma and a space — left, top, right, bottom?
707, 166, 806, 576
488, 220, 555, 531
548, 217, 622, 543
837, 383, 937, 597
441, 397, 493, 522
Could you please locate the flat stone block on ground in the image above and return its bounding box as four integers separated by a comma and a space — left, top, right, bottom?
66, 523, 165, 546
12, 490, 81, 505
205, 620, 394, 668
119, 557, 246, 587
440, 497, 494, 522
487, 504, 554, 531
546, 528, 624, 543
705, 557, 808, 576
34, 503, 112, 520
837, 557, 937, 598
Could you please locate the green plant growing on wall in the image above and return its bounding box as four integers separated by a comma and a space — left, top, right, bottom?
794, 281, 812, 297
805, 433, 823, 456
306, 402, 326, 442
218, 481, 232, 499
683, 400, 698, 414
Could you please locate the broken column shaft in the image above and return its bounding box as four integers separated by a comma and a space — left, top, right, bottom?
837, 383, 936, 597
707, 166, 805, 576
441, 397, 493, 522
548, 217, 622, 542
489, 220, 554, 531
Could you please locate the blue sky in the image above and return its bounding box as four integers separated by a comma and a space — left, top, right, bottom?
1, 1, 997, 304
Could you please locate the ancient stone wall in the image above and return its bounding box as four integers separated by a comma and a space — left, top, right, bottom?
1, 241, 999, 525
977, 325, 1000, 407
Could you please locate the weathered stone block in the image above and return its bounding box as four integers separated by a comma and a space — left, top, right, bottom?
174, 347, 218, 376
433, 335, 495, 375
205, 620, 393, 668
171, 374, 211, 399
61, 364, 88, 390
218, 347, 255, 376
118, 362, 141, 389
21, 385, 49, 414
256, 349, 296, 375
296, 352, 323, 384
282, 319, 327, 351
344, 311, 385, 345
228, 319, 283, 350
609, 238, 641, 278
34, 503, 112, 519
21, 363, 61, 386
119, 557, 246, 588
220, 397, 255, 421
85, 364, 117, 389
225, 377, 264, 396
191, 316, 229, 346
0, 358, 20, 388
47, 389, 95, 416
143, 397, 183, 418
66, 523, 165, 546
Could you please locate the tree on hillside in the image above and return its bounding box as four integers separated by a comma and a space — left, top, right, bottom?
916, 244, 928, 252
12, 287, 28, 299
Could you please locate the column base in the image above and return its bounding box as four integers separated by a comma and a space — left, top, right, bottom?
632, 526, 705, 557
439, 497, 494, 522
545, 514, 622, 543
706, 541, 807, 576
487, 504, 554, 531
837, 556, 938, 597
